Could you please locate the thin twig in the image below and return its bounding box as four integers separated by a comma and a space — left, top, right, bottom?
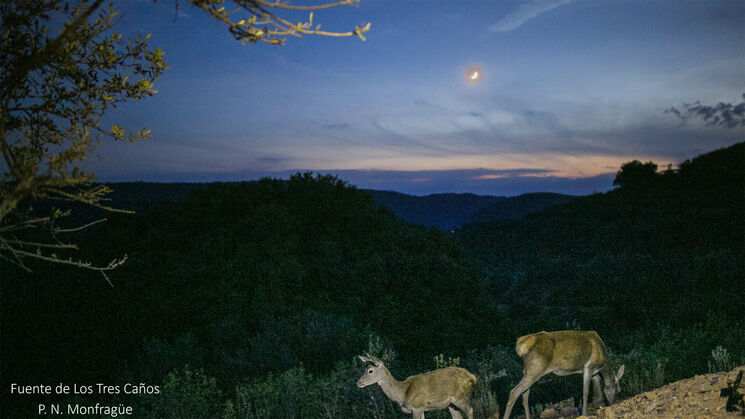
7, 238, 78, 250
7, 247, 126, 271
0, 251, 32, 272
53, 218, 107, 233
254, 0, 358, 11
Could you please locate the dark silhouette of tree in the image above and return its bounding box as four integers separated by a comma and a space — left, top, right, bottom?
613, 160, 658, 189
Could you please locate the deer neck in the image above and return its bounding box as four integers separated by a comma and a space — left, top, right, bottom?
377, 367, 408, 406
600, 363, 617, 389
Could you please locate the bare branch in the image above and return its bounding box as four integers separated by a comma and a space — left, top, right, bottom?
2, 246, 126, 286
45, 188, 135, 214
254, 0, 359, 11
189, 0, 370, 44
0, 251, 32, 272
53, 218, 108, 233
272, 21, 371, 40
6, 238, 78, 250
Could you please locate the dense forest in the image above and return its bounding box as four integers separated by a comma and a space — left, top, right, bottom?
366, 190, 574, 230
1, 143, 743, 418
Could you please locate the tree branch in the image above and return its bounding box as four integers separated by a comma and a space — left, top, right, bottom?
254, 0, 359, 11
0, 0, 106, 96
7, 238, 78, 250
1, 245, 126, 286
54, 217, 107, 233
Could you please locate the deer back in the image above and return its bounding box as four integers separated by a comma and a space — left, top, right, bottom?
516, 330, 607, 373
403, 367, 477, 408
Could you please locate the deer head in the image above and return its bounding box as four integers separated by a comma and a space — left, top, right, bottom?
357, 354, 386, 388
602, 364, 625, 404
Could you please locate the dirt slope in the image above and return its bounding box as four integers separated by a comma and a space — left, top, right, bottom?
530, 366, 745, 418
594, 366, 744, 418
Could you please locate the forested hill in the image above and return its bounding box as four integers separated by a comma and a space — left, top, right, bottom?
468, 192, 575, 227
366, 190, 574, 230
2, 173, 494, 410
100, 183, 573, 231
459, 141, 744, 332
105, 182, 208, 212
2, 144, 743, 417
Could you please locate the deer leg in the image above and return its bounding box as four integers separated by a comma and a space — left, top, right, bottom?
448, 406, 463, 419
591, 374, 604, 408
452, 400, 473, 419
522, 387, 532, 419
582, 366, 591, 414
412, 409, 425, 419
504, 373, 542, 419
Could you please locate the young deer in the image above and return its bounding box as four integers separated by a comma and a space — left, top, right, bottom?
357, 354, 477, 419
503, 330, 625, 419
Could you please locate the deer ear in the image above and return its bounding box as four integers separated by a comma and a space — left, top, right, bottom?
370, 354, 384, 366
616, 364, 625, 380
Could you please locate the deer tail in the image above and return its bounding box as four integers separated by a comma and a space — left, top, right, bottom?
515, 334, 538, 358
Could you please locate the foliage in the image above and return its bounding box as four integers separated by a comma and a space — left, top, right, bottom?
2, 144, 744, 416
612, 160, 658, 189
146, 366, 224, 418
229, 359, 403, 418
461, 142, 744, 331
142, 348, 513, 418
433, 353, 460, 369
458, 142, 744, 405
708, 346, 736, 374
0, 0, 369, 279
0, 0, 167, 279
2, 173, 494, 414
367, 190, 574, 231
462, 346, 515, 418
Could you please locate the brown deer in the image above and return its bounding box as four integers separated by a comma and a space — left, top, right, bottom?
503, 330, 625, 419
357, 354, 477, 419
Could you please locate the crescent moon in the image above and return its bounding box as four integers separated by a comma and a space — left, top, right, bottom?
470, 71, 479, 80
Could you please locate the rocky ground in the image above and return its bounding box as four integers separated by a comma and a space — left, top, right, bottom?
520, 366, 745, 418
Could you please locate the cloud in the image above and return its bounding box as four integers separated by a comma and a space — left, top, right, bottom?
257, 156, 293, 165
321, 123, 350, 130
666, 94, 745, 128
488, 0, 576, 33
295, 168, 613, 196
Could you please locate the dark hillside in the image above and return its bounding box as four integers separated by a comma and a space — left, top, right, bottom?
459, 142, 745, 382
366, 190, 505, 230
468, 192, 575, 227
105, 182, 207, 213
367, 190, 574, 230
93, 183, 572, 232
2, 145, 743, 417
1, 174, 494, 403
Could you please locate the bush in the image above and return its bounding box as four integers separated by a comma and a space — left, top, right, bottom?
145, 366, 223, 418
708, 346, 736, 373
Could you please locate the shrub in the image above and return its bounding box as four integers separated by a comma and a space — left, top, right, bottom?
146, 366, 223, 418
708, 346, 736, 373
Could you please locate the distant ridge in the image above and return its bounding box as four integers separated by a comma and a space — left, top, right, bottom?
470, 192, 575, 226
99, 182, 575, 231
366, 190, 575, 231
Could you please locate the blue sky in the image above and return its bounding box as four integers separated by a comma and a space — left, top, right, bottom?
92, 0, 745, 196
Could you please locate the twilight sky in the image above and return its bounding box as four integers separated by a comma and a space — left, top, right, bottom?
92, 0, 745, 196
